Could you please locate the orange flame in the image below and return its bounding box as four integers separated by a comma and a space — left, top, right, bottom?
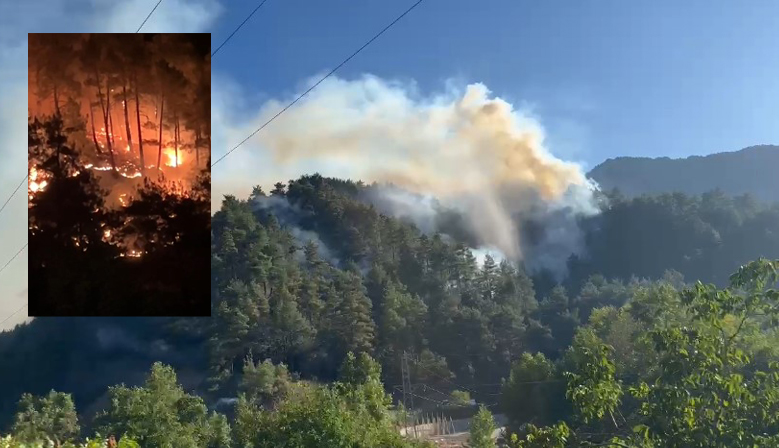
163, 148, 183, 167
29, 167, 49, 198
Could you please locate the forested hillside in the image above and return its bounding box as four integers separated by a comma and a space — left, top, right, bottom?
3, 175, 779, 446
588, 145, 779, 202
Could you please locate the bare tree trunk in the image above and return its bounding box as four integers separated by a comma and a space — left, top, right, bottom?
89, 101, 102, 155
157, 92, 164, 169
174, 113, 179, 167
53, 84, 60, 116
108, 105, 116, 149
195, 127, 200, 167
107, 84, 118, 174
133, 74, 145, 174
95, 69, 117, 173
122, 83, 134, 158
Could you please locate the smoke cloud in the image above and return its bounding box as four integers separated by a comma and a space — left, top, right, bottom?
243, 75, 599, 276
253, 196, 339, 266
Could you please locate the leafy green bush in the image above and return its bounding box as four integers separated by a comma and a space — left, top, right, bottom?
0, 434, 139, 448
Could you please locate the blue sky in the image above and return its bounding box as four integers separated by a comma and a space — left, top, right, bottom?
210, 0, 779, 167
1, 0, 778, 329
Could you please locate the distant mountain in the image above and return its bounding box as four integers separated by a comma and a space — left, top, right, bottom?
588, 145, 779, 203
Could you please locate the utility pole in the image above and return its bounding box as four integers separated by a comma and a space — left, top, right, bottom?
401, 350, 416, 437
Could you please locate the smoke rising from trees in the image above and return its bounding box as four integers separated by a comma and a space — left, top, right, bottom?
246, 75, 600, 275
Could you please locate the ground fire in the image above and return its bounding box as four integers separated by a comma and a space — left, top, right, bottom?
27, 33, 211, 317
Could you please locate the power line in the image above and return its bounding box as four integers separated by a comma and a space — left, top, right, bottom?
136, 0, 164, 33
211, 0, 271, 57
410, 355, 480, 395
0, 175, 27, 217
419, 383, 456, 400
211, 0, 425, 168
393, 385, 448, 407
0, 303, 27, 328
393, 384, 499, 410
0, 243, 27, 276
0, 243, 29, 328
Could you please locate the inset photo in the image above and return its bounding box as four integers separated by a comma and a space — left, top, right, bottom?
27, 33, 211, 316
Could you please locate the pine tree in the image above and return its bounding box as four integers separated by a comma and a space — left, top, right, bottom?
337, 272, 376, 355
469, 405, 497, 448
270, 287, 315, 357
298, 276, 323, 325
479, 254, 499, 303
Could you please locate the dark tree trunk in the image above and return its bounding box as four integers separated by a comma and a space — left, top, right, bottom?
53, 84, 60, 116
174, 113, 179, 167
107, 86, 117, 174
122, 83, 134, 160
133, 74, 145, 174
89, 102, 102, 154
95, 69, 117, 173
157, 92, 164, 169
195, 127, 200, 167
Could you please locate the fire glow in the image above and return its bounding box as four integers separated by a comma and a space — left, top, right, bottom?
83, 163, 142, 179
121, 249, 144, 258
164, 148, 183, 167
101, 224, 145, 258
29, 166, 49, 199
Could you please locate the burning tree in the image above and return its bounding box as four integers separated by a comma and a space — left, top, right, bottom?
28, 33, 211, 185
27, 33, 211, 317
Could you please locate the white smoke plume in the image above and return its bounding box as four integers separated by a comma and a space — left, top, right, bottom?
471, 247, 506, 267
235, 75, 599, 275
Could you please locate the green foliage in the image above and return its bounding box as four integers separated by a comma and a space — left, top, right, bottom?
208, 177, 542, 390
240, 354, 424, 448
508, 422, 570, 448
9, 171, 779, 448
0, 434, 139, 448
564, 335, 622, 424
11, 391, 80, 445
336, 352, 392, 422
96, 363, 230, 448
205, 176, 779, 410
339, 352, 382, 386
506, 259, 779, 447
585, 307, 653, 376
239, 355, 292, 408
469, 405, 497, 448
449, 390, 471, 406
620, 259, 779, 447
501, 353, 567, 430
568, 190, 779, 288
247, 385, 407, 448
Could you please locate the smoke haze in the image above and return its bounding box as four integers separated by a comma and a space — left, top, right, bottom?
232, 75, 599, 275
253, 196, 339, 266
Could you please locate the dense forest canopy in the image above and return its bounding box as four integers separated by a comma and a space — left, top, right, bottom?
5, 169, 779, 446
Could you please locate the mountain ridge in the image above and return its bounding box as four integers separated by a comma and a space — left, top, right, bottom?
587, 144, 779, 202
